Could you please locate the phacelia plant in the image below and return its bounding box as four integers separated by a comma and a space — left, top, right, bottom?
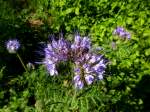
43, 34, 107, 89
6, 39, 28, 72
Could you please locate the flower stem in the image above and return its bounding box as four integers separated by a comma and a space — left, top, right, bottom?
16, 53, 28, 72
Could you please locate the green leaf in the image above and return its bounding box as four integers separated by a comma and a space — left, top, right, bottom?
145, 48, 150, 56
64, 8, 74, 15
75, 7, 79, 15
127, 17, 133, 24
143, 29, 150, 37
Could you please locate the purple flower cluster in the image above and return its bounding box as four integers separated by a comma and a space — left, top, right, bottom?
6, 39, 20, 53
113, 27, 131, 39
72, 35, 106, 89
43, 34, 107, 89
44, 38, 70, 76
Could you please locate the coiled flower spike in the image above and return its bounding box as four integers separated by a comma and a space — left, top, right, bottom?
43, 37, 70, 76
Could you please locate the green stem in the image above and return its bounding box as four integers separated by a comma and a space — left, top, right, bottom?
16, 53, 28, 72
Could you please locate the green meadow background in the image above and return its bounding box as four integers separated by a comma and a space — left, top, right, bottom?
0, 0, 150, 111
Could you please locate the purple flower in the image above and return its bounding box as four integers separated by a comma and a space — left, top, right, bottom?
46, 38, 70, 61
97, 74, 103, 80
73, 75, 84, 89
71, 34, 107, 88
44, 59, 58, 76
74, 68, 81, 75
6, 39, 20, 53
71, 35, 91, 53
89, 54, 106, 77
43, 38, 70, 75
113, 27, 131, 39
85, 75, 94, 85
42, 34, 108, 89
73, 53, 107, 88
81, 37, 91, 49
71, 35, 92, 65
74, 35, 81, 45
124, 32, 131, 39
113, 27, 124, 35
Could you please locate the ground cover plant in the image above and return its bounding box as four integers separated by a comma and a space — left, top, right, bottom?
0, 0, 150, 111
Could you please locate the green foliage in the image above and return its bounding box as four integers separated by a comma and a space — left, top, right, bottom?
0, 0, 150, 111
